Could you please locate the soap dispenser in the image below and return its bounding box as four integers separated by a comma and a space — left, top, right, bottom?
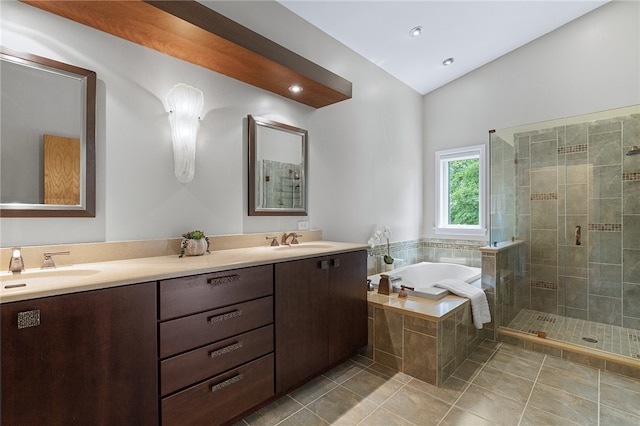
378, 274, 391, 295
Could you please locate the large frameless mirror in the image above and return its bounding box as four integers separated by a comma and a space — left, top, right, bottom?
0, 47, 96, 217
248, 115, 308, 216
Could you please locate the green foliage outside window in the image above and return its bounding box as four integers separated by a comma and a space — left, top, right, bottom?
448, 159, 479, 225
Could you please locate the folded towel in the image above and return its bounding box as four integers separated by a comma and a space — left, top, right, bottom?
434, 278, 491, 329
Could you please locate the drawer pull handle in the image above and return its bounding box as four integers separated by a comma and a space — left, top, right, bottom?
209, 342, 243, 358
207, 274, 241, 286
208, 309, 242, 323
211, 373, 243, 393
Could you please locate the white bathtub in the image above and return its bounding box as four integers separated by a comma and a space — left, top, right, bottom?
368, 262, 481, 299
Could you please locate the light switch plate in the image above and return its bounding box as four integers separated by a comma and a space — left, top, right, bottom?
297, 220, 310, 231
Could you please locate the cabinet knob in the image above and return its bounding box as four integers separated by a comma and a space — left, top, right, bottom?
319, 260, 329, 270
331, 258, 341, 268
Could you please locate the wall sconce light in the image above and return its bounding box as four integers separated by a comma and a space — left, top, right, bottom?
166, 83, 204, 183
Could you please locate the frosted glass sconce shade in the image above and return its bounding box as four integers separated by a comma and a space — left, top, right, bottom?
166, 83, 204, 183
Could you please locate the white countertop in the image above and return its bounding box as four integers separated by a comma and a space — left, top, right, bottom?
0, 241, 367, 303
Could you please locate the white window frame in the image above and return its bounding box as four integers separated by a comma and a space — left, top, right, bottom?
434, 144, 486, 236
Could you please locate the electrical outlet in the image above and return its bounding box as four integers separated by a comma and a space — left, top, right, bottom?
297, 220, 310, 231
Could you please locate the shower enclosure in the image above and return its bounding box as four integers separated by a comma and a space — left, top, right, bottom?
489, 105, 640, 362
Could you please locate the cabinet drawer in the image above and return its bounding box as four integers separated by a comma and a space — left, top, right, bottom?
160, 324, 273, 396
161, 354, 274, 426
160, 296, 273, 358
159, 264, 273, 320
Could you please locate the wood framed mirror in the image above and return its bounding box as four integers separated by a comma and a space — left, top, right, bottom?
0, 47, 96, 217
248, 115, 308, 216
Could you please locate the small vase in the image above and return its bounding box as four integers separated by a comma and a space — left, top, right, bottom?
384, 263, 394, 272
184, 238, 208, 256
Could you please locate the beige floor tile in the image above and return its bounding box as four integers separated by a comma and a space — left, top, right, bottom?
485, 352, 541, 381
404, 375, 468, 405
439, 406, 495, 426
289, 375, 339, 405
600, 382, 640, 418
381, 385, 451, 425
451, 359, 484, 382
243, 396, 304, 426
600, 369, 640, 393
306, 386, 378, 425
453, 383, 526, 425
322, 359, 364, 384
341, 369, 404, 404
536, 363, 599, 401
465, 346, 496, 364
497, 342, 546, 364
472, 365, 535, 403
278, 408, 329, 426
542, 353, 599, 380
600, 404, 640, 426
527, 383, 598, 425
366, 363, 413, 383
351, 354, 375, 368
519, 406, 581, 426
359, 407, 416, 426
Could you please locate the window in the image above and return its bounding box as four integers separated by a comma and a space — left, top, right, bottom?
435, 144, 486, 235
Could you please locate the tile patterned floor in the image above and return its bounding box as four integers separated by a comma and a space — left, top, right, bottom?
507, 309, 640, 359
238, 341, 640, 425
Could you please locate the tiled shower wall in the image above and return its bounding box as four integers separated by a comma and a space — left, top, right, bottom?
514, 112, 640, 328
367, 238, 484, 275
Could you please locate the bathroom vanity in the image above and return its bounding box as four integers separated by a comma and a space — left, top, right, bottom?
0, 241, 367, 426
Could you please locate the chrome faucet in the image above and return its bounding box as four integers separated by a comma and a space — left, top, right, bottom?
41, 251, 71, 269
281, 232, 302, 245
8, 247, 25, 273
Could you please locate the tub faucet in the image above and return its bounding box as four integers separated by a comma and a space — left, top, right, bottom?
8, 247, 25, 273
281, 232, 302, 245
41, 251, 71, 269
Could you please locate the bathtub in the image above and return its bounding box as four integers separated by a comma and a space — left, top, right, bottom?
368, 262, 481, 299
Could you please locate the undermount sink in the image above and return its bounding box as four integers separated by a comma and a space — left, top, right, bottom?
272, 243, 334, 251
0, 267, 100, 290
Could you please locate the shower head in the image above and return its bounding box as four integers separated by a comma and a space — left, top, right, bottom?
626, 146, 640, 156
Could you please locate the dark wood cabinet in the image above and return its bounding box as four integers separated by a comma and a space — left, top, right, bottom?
0, 248, 366, 426
275, 250, 367, 394
327, 250, 368, 365
0, 282, 158, 426
158, 265, 275, 426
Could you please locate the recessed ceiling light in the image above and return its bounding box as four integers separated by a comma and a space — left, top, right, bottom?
288, 85, 303, 93
409, 26, 423, 37
442, 57, 455, 66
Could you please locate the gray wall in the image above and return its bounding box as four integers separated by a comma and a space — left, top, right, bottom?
0, 0, 422, 247
423, 0, 640, 241
1, 1, 638, 250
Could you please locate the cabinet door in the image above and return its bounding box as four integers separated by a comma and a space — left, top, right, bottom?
328, 250, 368, 364
1, 283, 158, 426
275, 257, 329, 394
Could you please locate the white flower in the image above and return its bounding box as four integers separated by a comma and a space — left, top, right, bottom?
381, 226, 391, 239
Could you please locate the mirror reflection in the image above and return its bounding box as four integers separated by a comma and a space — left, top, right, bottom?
248, 115, 307, 216
0, 47, 96, 217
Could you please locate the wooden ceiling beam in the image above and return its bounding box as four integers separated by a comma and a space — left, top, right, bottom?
20, 0, 352, 108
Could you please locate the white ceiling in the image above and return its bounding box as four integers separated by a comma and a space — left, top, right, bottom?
277, 0, 609, 94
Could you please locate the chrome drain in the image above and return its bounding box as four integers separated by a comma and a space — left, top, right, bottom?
582, 337, 598, 343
